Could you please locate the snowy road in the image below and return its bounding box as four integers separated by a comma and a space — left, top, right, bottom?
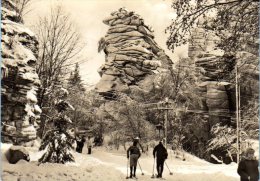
89, 147, 239, 181
2, 144, 240, 181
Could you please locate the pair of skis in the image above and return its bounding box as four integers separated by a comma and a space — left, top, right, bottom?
126, 176, 138, 180
126, 158, 172, 180
151, 175, 166, 180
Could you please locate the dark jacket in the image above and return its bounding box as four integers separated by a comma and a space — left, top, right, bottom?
127, 145, 141, 158
153, 143, 168, 160
237, 158, 259, 181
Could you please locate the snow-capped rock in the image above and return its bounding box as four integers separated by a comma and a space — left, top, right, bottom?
1, 0, 41, 143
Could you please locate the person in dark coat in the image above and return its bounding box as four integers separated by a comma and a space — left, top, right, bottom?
153, 140, 168, 178
76, 136, 86, 153
237, 147, 259, 181
127, 140, 141, 178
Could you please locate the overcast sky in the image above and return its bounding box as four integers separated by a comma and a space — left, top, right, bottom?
24, 0, 188, 86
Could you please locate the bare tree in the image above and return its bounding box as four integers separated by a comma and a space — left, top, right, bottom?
13, 0, 32, 22
166, 0, 259, 53
35, 5, 83, 107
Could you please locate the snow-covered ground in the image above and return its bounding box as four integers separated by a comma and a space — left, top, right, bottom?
2, 143, 240, 181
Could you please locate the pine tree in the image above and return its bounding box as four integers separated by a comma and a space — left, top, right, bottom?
66, 63, 90, 136
39, 88, 75, 164
68, 63, 85, 91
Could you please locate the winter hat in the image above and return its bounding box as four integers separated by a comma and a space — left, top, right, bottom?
134, 137, 140, 140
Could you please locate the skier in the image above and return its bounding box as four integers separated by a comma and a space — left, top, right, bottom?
127, 139, 141, 178
87, 136, 92, 154
76, 136, 85, 153
153, 140, 168, 178
237, 147, 259, 181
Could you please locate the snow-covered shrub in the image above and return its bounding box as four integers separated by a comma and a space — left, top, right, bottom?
39, 88, 75, 164
207, 123, 249, 163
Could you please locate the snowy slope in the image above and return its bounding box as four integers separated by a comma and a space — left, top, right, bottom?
2, 143, 240, 181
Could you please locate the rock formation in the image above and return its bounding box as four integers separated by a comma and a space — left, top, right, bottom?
189, 22, 233, 125
95, 8, 173, 97
1, 0, 41, 143
195, 53, 236, 126
187, 17, 259, 163
190, 26, 258, 126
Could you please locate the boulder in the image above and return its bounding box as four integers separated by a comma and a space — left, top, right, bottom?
6, 145, 30, 164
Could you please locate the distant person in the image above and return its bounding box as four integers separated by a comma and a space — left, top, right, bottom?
237, 147, 259, 181
87, 136, 92, 154
127, 139, 141, 178
153, 140, 168, 178
94, 135, 103, 146
76, 136, 85, 153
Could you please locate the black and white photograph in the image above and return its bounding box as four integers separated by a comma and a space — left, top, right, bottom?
1, 0, 259, 181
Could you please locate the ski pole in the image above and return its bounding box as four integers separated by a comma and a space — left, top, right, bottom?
165, 161, 173, 175
126, 158, 129, 179
151, 156, 156, 178
137, 160, 144, 175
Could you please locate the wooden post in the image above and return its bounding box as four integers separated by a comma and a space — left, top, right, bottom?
147, 99, 174, 149
235, 64, 240, 162
164, 97, 168, 149
238, 68, 241, 158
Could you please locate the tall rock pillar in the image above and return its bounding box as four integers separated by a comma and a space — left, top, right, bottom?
1, 0, 41, 143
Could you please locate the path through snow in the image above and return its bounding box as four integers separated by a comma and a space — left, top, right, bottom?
92, 147, 239, 181
2, 144, 239, 181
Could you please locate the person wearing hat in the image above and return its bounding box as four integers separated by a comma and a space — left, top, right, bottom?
153, 140, 168, 178
127, 139, 141, 178
237, 147, 259, 181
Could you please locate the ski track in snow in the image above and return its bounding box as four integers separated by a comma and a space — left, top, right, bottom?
2, 144, 240, 181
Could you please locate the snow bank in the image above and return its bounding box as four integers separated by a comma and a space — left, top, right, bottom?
2, 143, 124, 181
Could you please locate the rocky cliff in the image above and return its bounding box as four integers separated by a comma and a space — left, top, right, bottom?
189, 18, 258, 119
1, 0, 41, 143
95, 8, 173, 98
187, 18, 258, 162
195, 53, 236, 126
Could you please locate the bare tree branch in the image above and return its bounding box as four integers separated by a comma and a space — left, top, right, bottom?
35, 5, 84, 108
